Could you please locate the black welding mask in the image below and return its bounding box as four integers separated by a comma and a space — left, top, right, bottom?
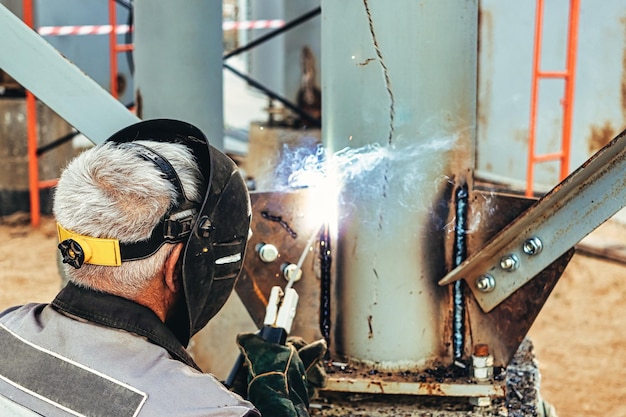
104, 119, 251, 345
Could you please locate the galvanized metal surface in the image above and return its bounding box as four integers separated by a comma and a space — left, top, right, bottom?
133, 0, 224, 150
459, 190, 573, 366
439, 129, 626, 311
35, 0, 135, 107
0, 3, 138, 144
321, 0, 477, 368
477, 1, 626, 189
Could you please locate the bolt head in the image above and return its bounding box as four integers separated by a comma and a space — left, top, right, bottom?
258, 243, 279, 263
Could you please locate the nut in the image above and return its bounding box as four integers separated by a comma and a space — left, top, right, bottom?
499, 254, 519, 271
282, 264, 302, 282
523, 236, 543, 256
475, 274, 496, 293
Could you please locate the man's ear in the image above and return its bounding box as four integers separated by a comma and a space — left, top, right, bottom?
164, 243, 184, 293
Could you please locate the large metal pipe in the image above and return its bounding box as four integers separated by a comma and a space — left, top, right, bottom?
133, 0, 224, 149
322, 0, 477, 368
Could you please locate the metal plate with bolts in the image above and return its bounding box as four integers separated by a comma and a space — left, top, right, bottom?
439, 128, 626, 312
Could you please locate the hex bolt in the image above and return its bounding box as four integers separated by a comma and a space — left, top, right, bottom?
282, 263, 302, 283
469, 344, 494, 407
475, 274, 496, 293
499, 254, 519, 271
256, 243, 279, 263
522, 236, 543, 256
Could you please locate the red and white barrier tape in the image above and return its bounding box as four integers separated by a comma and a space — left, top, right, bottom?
37, 20, 284, 37
38, 24, 131, 36
223, 19, 284, 30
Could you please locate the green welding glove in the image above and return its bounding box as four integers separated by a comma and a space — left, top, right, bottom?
236, 333, 327, 417
286, 336, 328, 399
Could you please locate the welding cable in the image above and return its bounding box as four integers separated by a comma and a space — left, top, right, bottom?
452, 183, 469, 362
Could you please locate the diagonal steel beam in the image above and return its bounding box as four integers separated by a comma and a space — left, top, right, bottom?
0, 3, 139, 144
439, 128, 626, 312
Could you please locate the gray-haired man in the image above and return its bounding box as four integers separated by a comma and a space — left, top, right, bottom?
0, 120, 318, 417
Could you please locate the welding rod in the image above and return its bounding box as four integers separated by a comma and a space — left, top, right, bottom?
225, 225, 321, 389
286, 224, 324, 290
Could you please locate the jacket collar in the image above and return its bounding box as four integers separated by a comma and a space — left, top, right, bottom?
51, 282, 201, 371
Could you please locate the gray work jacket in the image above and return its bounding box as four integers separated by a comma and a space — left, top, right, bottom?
0, 282, 259, 417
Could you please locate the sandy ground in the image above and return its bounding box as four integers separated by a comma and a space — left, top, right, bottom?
0, 213, 624, 417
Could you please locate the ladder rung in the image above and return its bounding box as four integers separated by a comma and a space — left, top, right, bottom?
531, 152, 564, 163
38, 179, 59, 189
115, 44, 134, 53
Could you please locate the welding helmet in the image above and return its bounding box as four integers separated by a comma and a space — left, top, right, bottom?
76, 119, 250, 345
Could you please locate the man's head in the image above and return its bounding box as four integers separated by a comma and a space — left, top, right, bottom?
53, 119, 251, 344
54, 139, 202, 296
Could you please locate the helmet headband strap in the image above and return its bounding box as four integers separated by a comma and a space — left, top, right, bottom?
57, 142, 199, 269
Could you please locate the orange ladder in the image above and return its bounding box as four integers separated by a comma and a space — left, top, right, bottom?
23, 0, 58, 228
108, 0, 133, 99
526, 0, 581, 197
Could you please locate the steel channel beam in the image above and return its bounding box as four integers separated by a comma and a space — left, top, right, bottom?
0, 3, 139, 144
439, 128, 626, 312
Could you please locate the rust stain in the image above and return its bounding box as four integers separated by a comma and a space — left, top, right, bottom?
477, 9, 494, 134
622, 17, 626, 121
418, 382, 445, 396
588, 122, 615, 154
368, 380, 385, 394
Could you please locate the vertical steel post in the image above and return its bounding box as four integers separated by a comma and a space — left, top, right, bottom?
322, 0, 477, 368
133, 0, 224, 149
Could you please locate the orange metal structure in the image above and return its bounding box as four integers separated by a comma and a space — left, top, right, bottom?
526, 0, 580, 197
109, 0, 133, 99
23, 0, 58, 228
23, 0, 132, 227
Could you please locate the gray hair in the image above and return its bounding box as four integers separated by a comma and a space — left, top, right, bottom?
53, 140, 203, 298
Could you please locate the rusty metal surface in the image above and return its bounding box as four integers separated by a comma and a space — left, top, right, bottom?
235, 189, 325, 342
322, 361, 505, 397
439, 129, 626, 312
237, 189, 571, 370
460, 190, 574, 366
311, 340, 544, 415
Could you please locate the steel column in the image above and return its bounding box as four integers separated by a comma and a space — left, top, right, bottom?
322, 0, 478, 368
133, 0, 224, 149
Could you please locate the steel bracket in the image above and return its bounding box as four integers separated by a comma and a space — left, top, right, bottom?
439, 128, 626, 312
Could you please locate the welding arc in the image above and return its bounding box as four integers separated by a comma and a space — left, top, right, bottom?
285, 224, 324, 290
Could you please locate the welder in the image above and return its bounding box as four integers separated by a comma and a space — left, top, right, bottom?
0, 119, 324, 417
